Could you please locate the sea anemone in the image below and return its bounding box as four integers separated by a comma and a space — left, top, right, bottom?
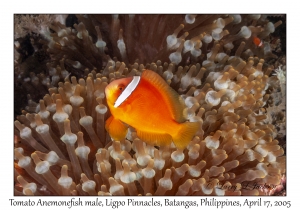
14, 14, 286, 196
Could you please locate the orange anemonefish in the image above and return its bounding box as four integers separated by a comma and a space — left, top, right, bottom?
105, 69, 200, 149
253, 36, 263, 47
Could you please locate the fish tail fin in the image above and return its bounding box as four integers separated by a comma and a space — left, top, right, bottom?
105, 116, 128, 141
172, 121, 200, 149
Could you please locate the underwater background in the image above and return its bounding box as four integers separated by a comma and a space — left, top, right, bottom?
13, 14, 287, 196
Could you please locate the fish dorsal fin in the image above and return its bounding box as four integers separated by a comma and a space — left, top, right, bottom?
142, 70, 186, 123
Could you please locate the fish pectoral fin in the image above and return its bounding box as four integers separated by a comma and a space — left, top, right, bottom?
136, 130, 173, 147
172, 121, 200, 149
105, 116, 128, 141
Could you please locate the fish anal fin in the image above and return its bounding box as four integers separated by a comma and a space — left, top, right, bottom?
172, 121, 200, 149
142, 70, 186, 123
105, 116, 128, 141
136, 129, 173, 147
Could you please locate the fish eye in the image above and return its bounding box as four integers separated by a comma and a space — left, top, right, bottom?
118, 84, 125, 91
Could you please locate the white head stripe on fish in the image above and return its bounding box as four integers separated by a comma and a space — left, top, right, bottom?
114, 76, 141, 107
